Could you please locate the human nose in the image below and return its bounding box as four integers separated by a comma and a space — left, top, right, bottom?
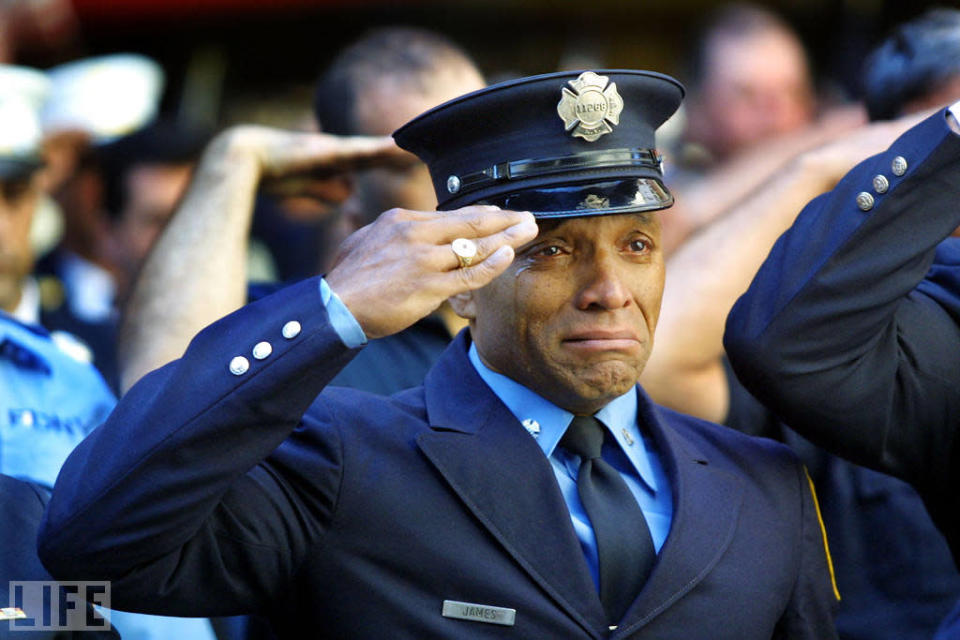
574, 252, 631, 311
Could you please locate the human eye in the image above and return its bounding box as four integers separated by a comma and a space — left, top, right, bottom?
516, 240, 569, 267
537, 244, 564, 257
627, 237, 650, 253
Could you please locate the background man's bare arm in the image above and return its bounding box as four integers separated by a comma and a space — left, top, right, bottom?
118, 126, 404, 392
663, 106, 865, 255
641, 112, 929, 423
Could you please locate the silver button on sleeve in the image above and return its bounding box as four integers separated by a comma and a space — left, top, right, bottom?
229, 356, 250, 376
282, 321, 301, 339
856, 192, 875, 211
252, 341, 273, 360
891, 156, 908, 176
872, 174, 889, 194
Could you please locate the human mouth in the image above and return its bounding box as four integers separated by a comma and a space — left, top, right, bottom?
562, 329, 642, 352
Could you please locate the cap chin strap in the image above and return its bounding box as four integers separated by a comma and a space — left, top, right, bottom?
452, 147, 663, 196
478, 177, 674, 219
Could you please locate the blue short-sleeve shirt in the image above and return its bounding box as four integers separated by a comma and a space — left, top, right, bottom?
0, 311, 115, 488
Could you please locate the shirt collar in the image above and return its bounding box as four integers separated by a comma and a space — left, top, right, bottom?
0, 310, 52, 375
468, 342, 660, 493
11, 277, 40, 326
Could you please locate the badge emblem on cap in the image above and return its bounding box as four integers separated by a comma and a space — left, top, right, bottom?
557, 71, 624, 142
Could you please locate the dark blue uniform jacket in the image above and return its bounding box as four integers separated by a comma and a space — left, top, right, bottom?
39, 277, 837, 639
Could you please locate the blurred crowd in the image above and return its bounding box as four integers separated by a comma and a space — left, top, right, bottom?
3, 2, 960, 639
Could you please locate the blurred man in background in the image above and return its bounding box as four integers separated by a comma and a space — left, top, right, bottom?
0, 65, 113, 491
119, 26, 486, 395
0, 61, 219, 640
680, 3, 814, 165
0, 65, 120, 639
661, 2, 863, 254
38, 119, 209, 391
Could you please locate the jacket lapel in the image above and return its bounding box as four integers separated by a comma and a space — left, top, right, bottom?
418, 333, 608, 637
615, 393, 745, 635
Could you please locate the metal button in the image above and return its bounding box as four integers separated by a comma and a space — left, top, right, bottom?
447, 175, 461, 194
282, 320, 301, 339
229, 356, 250, 376
891, 156, 908, 176
856, 192, 875, 211
872, 174, 889, 194
252, 341, 272, 360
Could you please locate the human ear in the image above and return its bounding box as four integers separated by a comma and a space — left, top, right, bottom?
447, 290, 476, 320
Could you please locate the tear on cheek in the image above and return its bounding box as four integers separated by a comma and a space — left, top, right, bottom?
513, 264, 532, 278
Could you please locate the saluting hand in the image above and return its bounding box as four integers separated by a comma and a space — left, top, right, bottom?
326, 206, 538, 339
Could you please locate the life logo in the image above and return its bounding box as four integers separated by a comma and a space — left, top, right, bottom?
5, 581, 111, 631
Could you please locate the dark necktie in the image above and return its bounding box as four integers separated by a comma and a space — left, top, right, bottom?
561, 415, 657, 624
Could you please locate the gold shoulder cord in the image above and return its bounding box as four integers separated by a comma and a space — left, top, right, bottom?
804, 466, 841, 601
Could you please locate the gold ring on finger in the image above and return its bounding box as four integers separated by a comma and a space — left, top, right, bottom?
451, 238, 478, 268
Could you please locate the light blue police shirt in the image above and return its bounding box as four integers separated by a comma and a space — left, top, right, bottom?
0, 310, 218, 640
0, 311, 115, 488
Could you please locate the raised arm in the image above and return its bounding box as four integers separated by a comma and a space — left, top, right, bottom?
117, 126, 407, 392
662, 105, 865, 254
724, 107, 960, 486
641, 112, 927, 424
41, 202, 537, 614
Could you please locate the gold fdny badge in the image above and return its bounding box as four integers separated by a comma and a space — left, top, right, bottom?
557, 71, 624, 142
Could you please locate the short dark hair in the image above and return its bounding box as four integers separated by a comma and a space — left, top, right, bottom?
682, 3, 799, 92
863, 8, 960, 121
313, 26, 478, 135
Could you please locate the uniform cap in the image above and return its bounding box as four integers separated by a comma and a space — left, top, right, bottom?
393, 69, 684, 218
0, 65, 50, 180
42, 53, 164, 143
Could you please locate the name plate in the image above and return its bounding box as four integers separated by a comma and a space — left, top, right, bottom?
442, 600, 516, 626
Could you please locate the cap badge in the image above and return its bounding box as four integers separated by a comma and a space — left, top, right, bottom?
557, 71, 624, 142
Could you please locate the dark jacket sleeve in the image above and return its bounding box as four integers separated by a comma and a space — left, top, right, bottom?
724, 109, 960, 492
38, 277, 362, 617
0, 475, 120, 639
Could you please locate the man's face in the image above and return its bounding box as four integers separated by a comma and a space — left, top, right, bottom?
343, 65, 486, 222
0, 172, 40, 312
694, 28, 814, 158
465, 212, 665, 415
112, 162, 193, 275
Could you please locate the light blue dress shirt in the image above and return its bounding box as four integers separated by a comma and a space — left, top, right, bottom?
320, 278, 367, 348
467, 344, 672, 588
321, 279, 674, 587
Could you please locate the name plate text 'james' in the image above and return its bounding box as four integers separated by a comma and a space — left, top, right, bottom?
442, 600, 516, 626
